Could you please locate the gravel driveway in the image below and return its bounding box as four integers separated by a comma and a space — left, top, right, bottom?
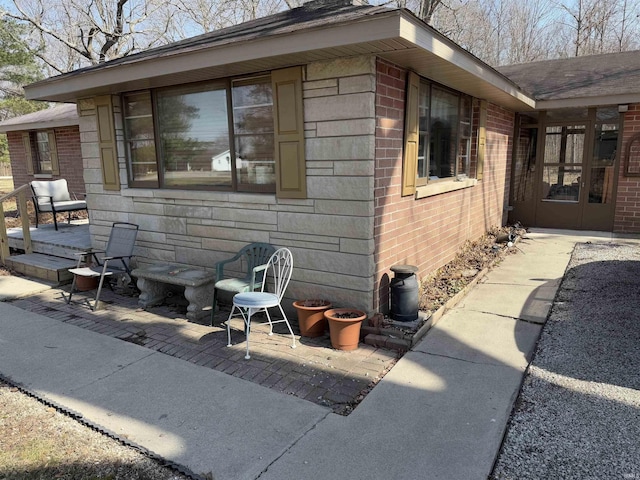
491, 242, 640, 480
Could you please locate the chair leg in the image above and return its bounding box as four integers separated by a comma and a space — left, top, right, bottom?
67, 275, 78, 304
278, 304, 297, 350
210, 289, 218, 326
92, 275, 108, 311
227, 306, 236, 348
244, 308, 254, 360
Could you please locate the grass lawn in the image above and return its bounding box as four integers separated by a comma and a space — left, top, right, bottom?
0, 177, 14, 193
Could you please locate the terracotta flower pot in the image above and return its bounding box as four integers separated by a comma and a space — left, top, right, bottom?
75, 274, 99, 291
324, 308, 366, 351
293, 300, 332, 337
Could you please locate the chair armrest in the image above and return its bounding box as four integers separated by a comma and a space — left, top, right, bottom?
33, 194, 54, 205
249, 263, 269, 291
215, 252, 244, 280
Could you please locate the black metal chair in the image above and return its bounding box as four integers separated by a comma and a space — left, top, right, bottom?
66, 222, 139, 310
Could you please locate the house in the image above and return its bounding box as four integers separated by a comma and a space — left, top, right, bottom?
0, 103, 84, 196
498, 51, 640, 232
19, 0, 640, 314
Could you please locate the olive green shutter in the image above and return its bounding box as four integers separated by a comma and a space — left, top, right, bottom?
402, 71, 420, 196
272, 66, 306, 199
47, 130, 60, 175
22, 133, 34, 175
477, 100, 487, 181
95, 95, 120, 191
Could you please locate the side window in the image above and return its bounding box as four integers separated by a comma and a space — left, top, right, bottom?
403, 72, 473, 195
22, 130, 59, 176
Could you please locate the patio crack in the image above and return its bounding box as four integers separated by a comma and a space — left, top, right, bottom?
256, 409, 333, 478
472, 309, 547, 326
69, 351, 157, 393
420, 350, 515, 369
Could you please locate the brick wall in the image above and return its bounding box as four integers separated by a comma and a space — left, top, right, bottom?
614, 103, 640, 233
374, 58, 514, 313
7, 126, 84, 195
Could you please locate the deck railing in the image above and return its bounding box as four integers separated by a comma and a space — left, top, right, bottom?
0, 184, 33, 264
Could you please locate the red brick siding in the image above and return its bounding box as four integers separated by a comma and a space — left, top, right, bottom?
7, 126, 84, 195
614, 104, 640, 233
374, 58, 514, 312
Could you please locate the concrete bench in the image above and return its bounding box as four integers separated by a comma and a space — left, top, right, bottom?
132, 264, 215, 322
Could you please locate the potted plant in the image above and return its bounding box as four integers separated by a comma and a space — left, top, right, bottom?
293, 299, 332, 337
324, 308, 367, 351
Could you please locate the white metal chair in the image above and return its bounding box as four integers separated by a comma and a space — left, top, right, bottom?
226, 247, 296, 359
66, 222, 139, 310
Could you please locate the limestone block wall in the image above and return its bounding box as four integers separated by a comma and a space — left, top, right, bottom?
374, 59, 514, 313
78, 56, 378, 313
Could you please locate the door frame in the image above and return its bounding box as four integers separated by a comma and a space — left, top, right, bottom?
509, 107, 622, 231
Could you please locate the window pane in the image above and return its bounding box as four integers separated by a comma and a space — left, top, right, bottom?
157, 84, 231, 188
232, 77, 275, 190
32, 132, 51, 173
513, 127, 538, 202
417, 81, 430, 179
430, 87, 459, 179
124, 91, 158, 184
542, 165, 581, 202
589, 123, 618, 204
457, 96, 472, 177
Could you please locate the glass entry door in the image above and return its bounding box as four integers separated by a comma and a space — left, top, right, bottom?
533, 108, 619, 230
535, 124, 587, 229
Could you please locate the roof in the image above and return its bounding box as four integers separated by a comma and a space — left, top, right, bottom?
0, 103, 78, 133
498, 50, 640, 109
24, 0, 534, 111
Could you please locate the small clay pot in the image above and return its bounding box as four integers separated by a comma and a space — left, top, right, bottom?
293, 300, 332, 337
324, 308, 366, 351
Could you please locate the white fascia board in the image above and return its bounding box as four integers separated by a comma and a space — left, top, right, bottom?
398, 15, 535, 109
25, 14, 404, 102
537, 94, 640, 110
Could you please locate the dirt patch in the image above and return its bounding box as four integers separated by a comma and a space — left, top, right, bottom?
0, 380, 191, 480
419, 225, 526, 313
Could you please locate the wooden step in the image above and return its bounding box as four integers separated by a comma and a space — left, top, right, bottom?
6, 253, 77, 284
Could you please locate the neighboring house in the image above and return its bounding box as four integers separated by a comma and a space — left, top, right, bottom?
20, 0, 640, 314
0, 103, 84, 196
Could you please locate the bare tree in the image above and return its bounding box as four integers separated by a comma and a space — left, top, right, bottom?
4, 0, 175, 73
167, 0, 298, 38
556, 0, 618, 56
612, 0, 640, 52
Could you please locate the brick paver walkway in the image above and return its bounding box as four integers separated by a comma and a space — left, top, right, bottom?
9, 285, 400, 415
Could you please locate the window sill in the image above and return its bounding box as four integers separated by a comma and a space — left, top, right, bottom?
33, 174, 53, 179
415, 178, 478, 199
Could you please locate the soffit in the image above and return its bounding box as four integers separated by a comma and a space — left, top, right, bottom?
25, 10, 534, 111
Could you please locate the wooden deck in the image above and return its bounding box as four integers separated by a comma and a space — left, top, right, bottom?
7, 220, 90, 259
5, 221, 91, 283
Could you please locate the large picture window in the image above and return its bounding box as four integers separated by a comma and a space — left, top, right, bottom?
123, 75, 276, 192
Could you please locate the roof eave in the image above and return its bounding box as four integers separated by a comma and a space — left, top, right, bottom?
24, 9, 535, 111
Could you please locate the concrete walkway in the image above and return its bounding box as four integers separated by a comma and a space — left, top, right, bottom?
1, 229, 636, 479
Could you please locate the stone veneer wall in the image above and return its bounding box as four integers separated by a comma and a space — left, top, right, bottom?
7, 126, 84, 195
78, 56, 378, 313
615, 103, 640, 233
374, 58, 514, 313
